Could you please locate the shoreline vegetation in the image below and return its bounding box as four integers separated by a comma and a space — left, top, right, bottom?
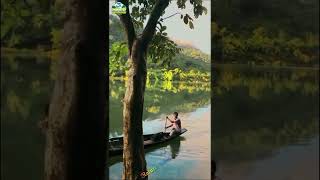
212, 24, 319, 67
2, 47, 318, 70
2, 47, 319, 80
212, 0, 319, 68
1, 47, 60, 59
213, 63, 320, 70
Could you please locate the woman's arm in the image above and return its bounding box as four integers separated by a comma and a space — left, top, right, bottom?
166, 117, 174, 123
169, 118, 179, 123
166, 124, 173, 128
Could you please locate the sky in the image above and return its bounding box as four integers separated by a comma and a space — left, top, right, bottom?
161, 1, 211, 54
109, 0, 211, 54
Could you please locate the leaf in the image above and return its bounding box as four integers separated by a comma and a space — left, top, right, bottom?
183, 15, 188, 24
202, 7, 208, 15
186, 14, 193, 21
189, 21, 194, 29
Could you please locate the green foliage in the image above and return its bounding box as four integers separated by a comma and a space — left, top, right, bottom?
109, 79, 210, 135
109, 15, 126, 45
180, 47, 209, 63
109, 42, 128, 77
156, 68, 210, 82
122, 0, 208, 66
213, 23, 319, 66
1, 0, 64, 48
109, 15, 209, 72
128, 0, 207, 30
109, 15, 181, 67
148, 27, 181, 66
109, 37, 210, 81
213, 0, 319, 36
212, 0, 319, 66
112, 67, 210, 82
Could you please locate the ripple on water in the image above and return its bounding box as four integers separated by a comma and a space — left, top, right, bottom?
109, 105, 211, 180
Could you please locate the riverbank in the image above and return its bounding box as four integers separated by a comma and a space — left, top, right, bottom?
213, 63, 320, 70
1, 47, 60, 59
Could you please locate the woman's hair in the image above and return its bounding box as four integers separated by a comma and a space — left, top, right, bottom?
173, 112, 178, 117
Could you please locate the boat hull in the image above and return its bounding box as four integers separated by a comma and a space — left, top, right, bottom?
109, 128, 187, 156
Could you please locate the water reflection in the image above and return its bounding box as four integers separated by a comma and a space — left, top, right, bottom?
213, 65, 319, 179
109, 80, 210, 137
213, 65, 319, 99
1, 55, 53, 180
170, 137, 181, 159
109, 79, 211, 179
1, 55, 211, 180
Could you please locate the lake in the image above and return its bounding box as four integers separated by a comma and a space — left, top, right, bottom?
212, 64, 319, 180
1, 55, 54, 180
109, 80, 211, 179
0, 55, 211, 180
2, 55, 318, 180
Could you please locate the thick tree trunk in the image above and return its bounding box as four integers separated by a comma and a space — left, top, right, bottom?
44, 0, 107, 179
118, 0, 170, 179
122, 39, 148, 180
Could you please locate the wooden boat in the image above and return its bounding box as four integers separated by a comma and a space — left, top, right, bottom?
109, 128, 187, 156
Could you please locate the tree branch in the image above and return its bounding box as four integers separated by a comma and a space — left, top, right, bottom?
140, 0, 170, 50
117, 0, 136, 55
161, 12, 181, 21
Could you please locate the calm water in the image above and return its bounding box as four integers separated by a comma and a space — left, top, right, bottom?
1, 55, 54, 180
2, 55, 318, 180
213, 65, 319, 180
1, 55, 211, 180
109, 80, 211, 179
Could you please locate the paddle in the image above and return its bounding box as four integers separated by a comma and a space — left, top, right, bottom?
164, 116, 168, 133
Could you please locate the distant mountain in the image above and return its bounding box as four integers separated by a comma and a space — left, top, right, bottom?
172, 48, 210, 71
109, 15, 210, 71
172, 39, 196, 49
166, 39, 210, 71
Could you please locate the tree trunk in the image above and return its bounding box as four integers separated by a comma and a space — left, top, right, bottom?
44, 0, 107, 179
122, 39, 148, 180
118, 0, 170, 179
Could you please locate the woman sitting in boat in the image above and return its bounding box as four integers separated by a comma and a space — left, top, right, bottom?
166, 112, 182, 136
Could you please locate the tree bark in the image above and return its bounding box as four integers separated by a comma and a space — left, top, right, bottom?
119, 0, 170, 179
44, 0, 107, 179
122, 39, 148, 180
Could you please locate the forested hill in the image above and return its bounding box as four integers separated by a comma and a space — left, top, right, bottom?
110, 15, 210, 72
213, 0, 319, 66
